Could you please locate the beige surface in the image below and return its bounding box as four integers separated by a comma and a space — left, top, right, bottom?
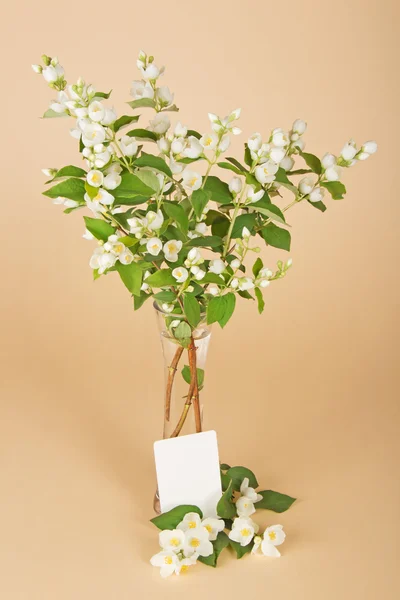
1, 0, 399, 598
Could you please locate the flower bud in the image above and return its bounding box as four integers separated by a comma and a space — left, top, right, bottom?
242, 226, 251, 240
362, 140, 378, 155
292, 119, 307, 135
230, 258, 241, 269
229, 177, 242, 194
32, 64, 42, 74
41, 55, 51, 66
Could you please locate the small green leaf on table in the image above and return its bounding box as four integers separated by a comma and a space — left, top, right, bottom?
216, 480, 236, 519
198, 531, 230, 567
226, 466, 258, 491
229, 540, 253, 559
256, 490, 296, 512
150, 505, 203, 530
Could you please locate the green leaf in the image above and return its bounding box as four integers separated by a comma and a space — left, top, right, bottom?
186, 236, 223, 248
221, 471, 231, 491
202, 273, 225, 285
288, 169, 313, 175
226, 466, 258, 491
85, 182, 98, 200
133, 291, 151, 310
135, 169, 160, 193
226, 157, 248, 172
203, 176, 233, 205
183, 293, 201, 328
257, 490, 296, 513
112, 115, 140, 132
150, 505, 202, 530
127, 98, 156, 110
163, 201, 189, 234
162, 104, 179, 112
251, 202, 287, 226
261, 223, 291, 251
207, 296, 226, 325
274, 168, 291, 184
198, 531, 230, 568
206, 211, 230, 238
244, 145, 252, 167
220, 463, 231, 471
112, 172, 156, 201
83, 217, 115, 241
93, 90, 112, 99
231, 214, 257, 239
230, 540, 252, 559
181, 365, 205, 388
115, 261, 142, 296
153, 291, 177, 302
134, 152, 172, 177
307, 199, 327, 212
216, 480, 236, 519
300, 151, 322, 175
217, 162, 243, 175
43, 177, 86, 202
218, 293, 236, 328
321, 181, 346, 200
191, 189, 211, 219
49, 165, 87, 181
238, 290, 254, 300
42, 109, 68, 119
174, 321, 192, 341
126, 128, 158, 142
255, 287, 265, 314
252, 258, 263, 277
187, 129, 201, 139
146, 269, 176, 287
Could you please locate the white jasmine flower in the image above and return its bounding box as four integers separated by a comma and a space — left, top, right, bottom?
32, 64, 42, 74
104, 234, 124, 254
298, 176, 315, 195
228, 517, 257, 547
50, 91, 69, 114
130, 80, 154, 100
42, 64, 64, 83
242, 227, 251, 240
238, 277, 255, 291
200, 132, 218, 151
90, 188, 115, 207
183, 136, 203, 159
193, 268, 206, 280
209, 259, 226, 275
157, 86, 174, 106
229, 177, 242, 194
145, 209, 164, 231
292, 138, 305, 151
240, 477, 263, 503
136, 50, 147, 69
341, 140, 357, 161
202, 518, 225, 542
229, 107, 241, 120
81, 123, 106, 147
259, 267, 273, 278
182, 170, 202, 191
218, 134, 231, 152
141, 63, 160, 81
292, 119, 307, 135
269, 146, 286, 163
119, 249, 134, 264
146, 237, 163, 256
280, 156, 294, 171
325, 165, 342, 181
236, 496, 256, 518
162, 303, 174, 313
83, 228, 94, 240
157, 137, 171, 154
175, 554, 198, 575
183, 528, 213, 558
271, 128, 289, 147
106, 162, 122, 175
248, 133, 263, 152
170, 157, 184, 174
185, 247, 203, 267
230, 258, 241, 269
246, 185, 264, 203
171, 137, 186, 155
88, 101, 105, 123
172, 267, 189, 283
255, 160, 279, 184
87, 170, 104, 188
159, 529, 185, 552
140, 270, 151, 291
64, 199, 79, 208
259, 279, 270, 288
149, 113, 170, 135
119, 135, 138, 157
309, 186, 325, 203
208, 286, 219, 296
94, 148, 112, 169
230, 277, 239, 289
321, 153, 336, 169
103, 172, 121, 190
101, 107, 117, 126
174, 122, 187, 137
253, 525, 286, 557
361, 140, 378, 155
163, 239, 183, 262
195, 222, 208, 235
177, 512, 203, 532
150, 550, 179, 578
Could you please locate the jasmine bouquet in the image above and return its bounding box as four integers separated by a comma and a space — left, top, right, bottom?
33, 51, 377, 442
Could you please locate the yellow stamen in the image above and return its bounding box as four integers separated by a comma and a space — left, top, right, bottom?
189, 538, 200, 548
170, 537, 180, 547
269, 531, 276, 541
164, 556, 173, 565
188, 521, 197, 529
205, 525, 212, 533
240, 528, 250, 537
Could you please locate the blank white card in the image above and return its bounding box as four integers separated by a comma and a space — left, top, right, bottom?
154, 430, 222, 518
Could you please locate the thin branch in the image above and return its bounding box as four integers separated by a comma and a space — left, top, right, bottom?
165, 345, 184, 422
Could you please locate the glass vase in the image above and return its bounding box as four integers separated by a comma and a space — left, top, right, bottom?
153, 302, 212, 513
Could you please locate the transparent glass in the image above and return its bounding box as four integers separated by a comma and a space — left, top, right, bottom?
153, 302, 212, 512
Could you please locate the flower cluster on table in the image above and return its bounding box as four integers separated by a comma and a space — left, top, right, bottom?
33, 51, 377, 336
150, 465, 294, 577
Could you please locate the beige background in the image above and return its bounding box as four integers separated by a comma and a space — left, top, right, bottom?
1, 0, 399, 598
